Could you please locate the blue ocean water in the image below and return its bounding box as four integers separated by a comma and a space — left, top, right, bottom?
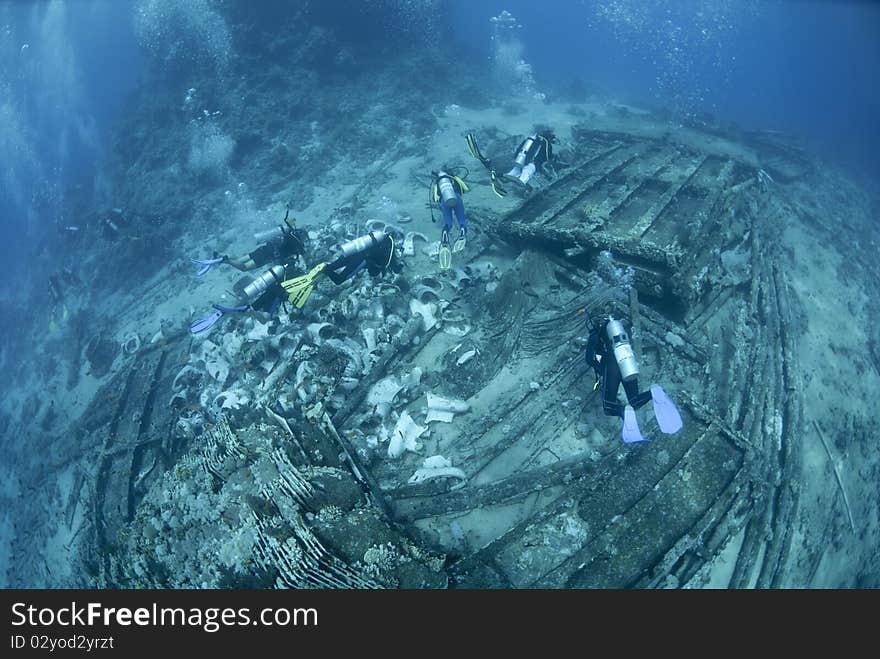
449, 0, 880, 183
2, 0, 877, 280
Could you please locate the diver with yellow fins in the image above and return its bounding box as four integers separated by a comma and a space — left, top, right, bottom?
467, 129, 557, 188
465, 133, 508, 198
429, 169, 469, 271
506, 129, 556, 185
280, 229, 403, 309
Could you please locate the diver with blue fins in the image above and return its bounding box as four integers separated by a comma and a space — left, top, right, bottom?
429, 169, 469, 270
191, 205, 309, 276
190, 262, 293, 334
584, 310, 683, 443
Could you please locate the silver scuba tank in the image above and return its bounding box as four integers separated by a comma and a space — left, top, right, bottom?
253, 226, 285, 243
514, 136, 535, 167
606, 317, 639, 382
437, 172, 459, 208
340, 231, 384, 258
242, 264, 285, 302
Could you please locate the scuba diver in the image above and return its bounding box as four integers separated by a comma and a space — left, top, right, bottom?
506, 129, 556, 186
48, 273, 68, 332
190, 263, 292, 334
429, 169, 469, 270
465, 133, 508, 199
191, 206, 309, 276
584, 311, 683, 443
280, 229, 402, 309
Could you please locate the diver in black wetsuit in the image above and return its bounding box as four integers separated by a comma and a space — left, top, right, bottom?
190, 263, 294, 334
277, 230, 403, 310
191, 207, 309, 275
225, 221, 309, 272
324, 230, 402, 284
585, 311, 683, 443
506, 129, 556, 185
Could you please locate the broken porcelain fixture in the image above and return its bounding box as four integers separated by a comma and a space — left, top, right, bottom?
413, 285, 443, 305
172, 364, 200, 392
465, 261, 496, 281
403, 231, 429, 256
204, 355, 230, 384
307, 322, 335, 344
295, 361, 316, 402
456, 349, 478, 366
214, 388, 250, 411
367, 376, 403, 408
418, 275, 444, 292
449, 268, 472, 288
409, 299, 438, 332
122, 333, 141, 355
247, 320, 271, 342
440, 310, 470, 337
425, 392, 470, 424
409, 455, 466, 484
365, 219, 387, 233
362, 327, 378, 352
388, 411, 426, 458
402, 366, 423, 388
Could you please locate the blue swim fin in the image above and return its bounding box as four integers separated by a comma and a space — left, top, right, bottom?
192, 256, 225, 276
190, 310, 224, 334
651, 384, 683, 434
190, 304, 248, 334
622, 405, 649, 443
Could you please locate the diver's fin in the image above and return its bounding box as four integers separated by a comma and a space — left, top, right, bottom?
49, 310, 56, 332
281, 262, 327, 309
466, 133, 492, 170
452, 232, 467, 254
465, 133, 479, 158
622, 405, 649, 443
190, 310, 224, 334
61, 304, 68, 321
489, 170, 508, 197
438, 246, 452, 271
650, 384, 683, 434
192, 256, 225, 277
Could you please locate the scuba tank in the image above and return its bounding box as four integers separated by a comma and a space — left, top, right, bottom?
253, 226, 285, 243
242, 264, 285, 303
605, 317, 639, 382
514, 136, 535, 167
436, 171, 459, 208
340, 231, 384, 258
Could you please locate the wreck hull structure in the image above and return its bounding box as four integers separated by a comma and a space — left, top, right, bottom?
56, 124, 878, 589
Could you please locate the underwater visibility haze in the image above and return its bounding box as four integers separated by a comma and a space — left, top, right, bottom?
0, 0, 878, 589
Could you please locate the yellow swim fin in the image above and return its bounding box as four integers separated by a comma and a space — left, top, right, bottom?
466, 133, 492, 170
466, 133, 479, 159
489, 170, 507, 198
281, 263, 327, 309
438, 246, 452, 271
